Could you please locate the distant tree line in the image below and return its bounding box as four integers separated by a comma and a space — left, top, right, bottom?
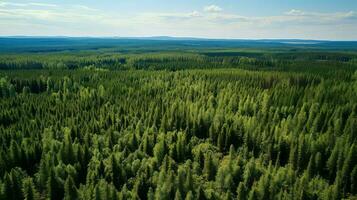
1, 51, 356, 74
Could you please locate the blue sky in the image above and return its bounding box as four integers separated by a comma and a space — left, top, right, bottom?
0, 0, 357, 40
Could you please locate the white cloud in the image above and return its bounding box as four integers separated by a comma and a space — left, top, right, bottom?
189, 11, 200, 17
204, 5, 222, 13
0, 2, 104, 23
29, 3, 57, 7
285, 9, 305, 16
284, 9, 357, 21
72, 5, 98, 12
344, 11, 356, 18
0, 2, 356, 40
0, 2, 57, 7
0, 2, 28, 7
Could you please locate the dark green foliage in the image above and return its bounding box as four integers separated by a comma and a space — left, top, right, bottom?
64, 176, 78, 200
22, 178, 39, 200
0, 47, 356, 200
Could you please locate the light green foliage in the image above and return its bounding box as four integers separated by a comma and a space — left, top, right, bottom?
0, 48, 356, 200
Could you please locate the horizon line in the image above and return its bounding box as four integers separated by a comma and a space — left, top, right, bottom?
1, 35, 357, 42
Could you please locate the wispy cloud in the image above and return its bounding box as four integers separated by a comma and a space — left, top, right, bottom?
285, 9, 305, 16
0, 2, 28, 7
155, 9, 357, 25
142, 9, 357, 38
0, 1, 356, 39
189, 11, 200, 17
0, 2, 105, 23
204, 5, 222, 13
0, 2, 57, 7
28, 2, 57, 7
285, 9, 357, 20
72, 5, 98, 12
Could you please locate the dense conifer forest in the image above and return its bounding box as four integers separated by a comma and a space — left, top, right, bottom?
0, 38, 357, 199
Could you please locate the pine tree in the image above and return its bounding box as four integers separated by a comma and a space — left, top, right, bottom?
94, 184, 102, 200
130, 133, 138, 151
237, 182, 246, 200
217, 132, 225, 152
175, 189, 183, 200
248, 188, 258, 200
154, 137, 167, 164
22, 86, 30, 94
147, 187, 155, 200
196, 187, 207, 200
47, 168, 63, 200
62, 127, 75, 164
8, 168, 25, 200
185, 167, 194, 192
2, 173, 13, 200
9, 140, 21, 167
64, 176, 77, 200
176, 132, 186, 162
306, 155, 315, 179
185, 191, 194, 200
351, 166, 357, 195
8, 84, 16, 97
341, 144, 355, 194
22, 177, 39, 200
203, 153, 215, 181
142, 134, 151, 155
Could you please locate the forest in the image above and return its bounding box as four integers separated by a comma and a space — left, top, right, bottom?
0, 38, 357, 200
